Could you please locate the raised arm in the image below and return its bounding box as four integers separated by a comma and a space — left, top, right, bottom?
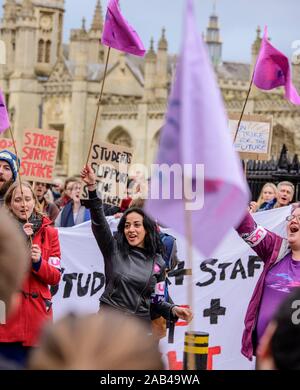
236, 211, 280, 263
80, 165, 115, 259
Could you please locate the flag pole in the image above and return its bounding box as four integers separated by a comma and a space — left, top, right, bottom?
233, 72, 254, 144
85, 47, 111, 166
184, 199, 195, 370
8, 126, 32, 245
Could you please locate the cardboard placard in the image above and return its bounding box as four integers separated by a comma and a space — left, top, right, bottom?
82, 141, 133, 207
19, 129, 59, 183
229, 114, 273, 160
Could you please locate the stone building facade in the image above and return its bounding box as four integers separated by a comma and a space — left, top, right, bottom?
0, 0, 299, 177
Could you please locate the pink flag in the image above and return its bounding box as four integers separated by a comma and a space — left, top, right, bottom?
145, 0, 249, 257
102, 0, 145, 57
0, 89, 10, 134
253, 26, 300, 105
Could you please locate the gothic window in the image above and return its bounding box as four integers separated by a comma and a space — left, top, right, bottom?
45, 40, 51, 63
38, 39, 44, 63
107, 127, 132, 148
50, 124, 64, 164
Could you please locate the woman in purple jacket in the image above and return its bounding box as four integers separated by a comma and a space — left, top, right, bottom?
237, 206, 300, 360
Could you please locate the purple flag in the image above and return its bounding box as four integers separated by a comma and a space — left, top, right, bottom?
253, 26, 300, 105
145, 0, 249, 257
0, 89, 10, 134
101, 0, 145, 57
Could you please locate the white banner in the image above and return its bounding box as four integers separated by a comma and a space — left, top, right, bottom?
54, 206, 291, 370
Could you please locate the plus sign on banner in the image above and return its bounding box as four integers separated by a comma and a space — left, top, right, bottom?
203, 299, 226, 324
53, 207, 290, 370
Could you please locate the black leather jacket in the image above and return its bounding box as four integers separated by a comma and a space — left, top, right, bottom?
82, 191, 176, 321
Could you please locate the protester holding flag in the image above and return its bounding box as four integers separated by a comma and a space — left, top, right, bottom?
0, 150, 19, 207
80, 165, 193, 328
236, 206, 300, 361
0, 182, 61, 367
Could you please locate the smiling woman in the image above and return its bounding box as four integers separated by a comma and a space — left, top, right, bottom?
79, 164, 193, 332
235, 206, 300, 361
0, 182, 61, 367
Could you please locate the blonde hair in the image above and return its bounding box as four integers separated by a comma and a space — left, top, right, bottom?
29, 311, 164, 370
256, 183, 278, 210
4, 181, 43, 218
0, 209, 29, 314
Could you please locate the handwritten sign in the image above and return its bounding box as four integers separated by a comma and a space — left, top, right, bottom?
19, 129, 59, 183
229, 114, 273, 160
82, 141, 133, 206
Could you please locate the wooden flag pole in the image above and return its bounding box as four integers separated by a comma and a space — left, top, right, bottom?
85, 47, 111, 167
8, 126, 32, 245
233, 72, 255, 144
184, 201, 195, 371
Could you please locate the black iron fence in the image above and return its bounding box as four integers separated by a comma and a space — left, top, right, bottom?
246, 144, 300, 202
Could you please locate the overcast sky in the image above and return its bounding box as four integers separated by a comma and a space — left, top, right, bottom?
1, 0, 299, 63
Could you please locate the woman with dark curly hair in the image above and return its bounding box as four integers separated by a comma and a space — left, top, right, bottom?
80, 165, 192, 328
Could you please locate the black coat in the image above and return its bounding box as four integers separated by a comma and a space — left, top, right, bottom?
82, 194, 176, 321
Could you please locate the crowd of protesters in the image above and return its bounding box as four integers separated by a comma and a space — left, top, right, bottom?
1, 148, 300, 370
0, 150, 192, 370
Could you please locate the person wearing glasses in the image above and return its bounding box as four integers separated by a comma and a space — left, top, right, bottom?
236, 206, 300, 361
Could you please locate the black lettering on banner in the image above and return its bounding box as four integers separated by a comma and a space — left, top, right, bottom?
91, 272, 105, 296
248, 256, 263, 277
197, 256, 263, 287
77, 273, 91, 297
63, 273, 78, 298
50, 268, 65, 297
196, 259, 217, 287
203, 298, 226, 325
52, 271, 105, 298
218, 262, 232, 280
230, 259, 246, 280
